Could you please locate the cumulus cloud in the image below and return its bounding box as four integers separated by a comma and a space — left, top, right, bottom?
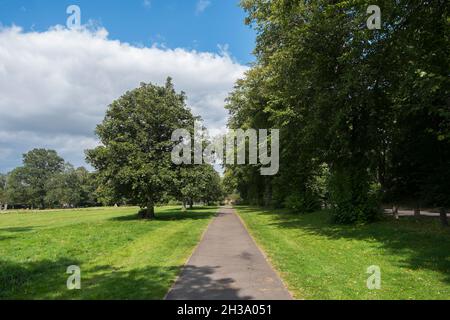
0, 25, 247, 172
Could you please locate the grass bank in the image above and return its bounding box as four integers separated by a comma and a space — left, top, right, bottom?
0, 206, 216, 299
236, 206, 450, 300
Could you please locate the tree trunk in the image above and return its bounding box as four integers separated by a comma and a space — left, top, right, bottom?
440, 207, 448, 227
189, 199, 193, 209
141, 201, 155, 219
393, 205, 399, 220
414, 205, 420, 217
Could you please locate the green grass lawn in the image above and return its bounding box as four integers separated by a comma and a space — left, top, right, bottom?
0, 206, 216, 299
236, 206, 450, 300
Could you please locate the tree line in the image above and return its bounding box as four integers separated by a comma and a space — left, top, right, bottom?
0, 149, 97, 210
0, 146, 223, 212
223, 0, 449, 225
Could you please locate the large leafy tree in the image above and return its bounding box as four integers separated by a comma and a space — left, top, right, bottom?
90, 171, 126, 206
229, 0, 449, 224
6, 149, 65, 209
201, 166, 225, 205
175, 164, 224, 209
45, 164, 82, 208
45, 165, 97, 208
86, 78, 195, 218
383, 0, 449, 224
6, 168, 31, 208
74, 167, 98, 207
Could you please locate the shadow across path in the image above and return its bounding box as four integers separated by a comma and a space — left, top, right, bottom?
165, 265, 250, 300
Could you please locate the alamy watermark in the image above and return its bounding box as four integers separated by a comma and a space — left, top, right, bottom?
366, 265, 381, 290
66, 265, 81, 290
66, 5, 81, 30
367, 5, 381, 30
171, 121, 279, 176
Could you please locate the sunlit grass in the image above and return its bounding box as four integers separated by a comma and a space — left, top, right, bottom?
0, 206, 216, 299
236, 206, 450, 300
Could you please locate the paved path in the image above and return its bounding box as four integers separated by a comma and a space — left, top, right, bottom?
166, 207, 292, 300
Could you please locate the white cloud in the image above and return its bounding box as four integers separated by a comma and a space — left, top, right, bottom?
196, 0, 211, 15
0, 25, 247, 172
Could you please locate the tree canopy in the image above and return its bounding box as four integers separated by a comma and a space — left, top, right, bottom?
86, 78, 198, 218
3, 148, 96, 209
7, 149, 64, 209
225, 0, 449, 224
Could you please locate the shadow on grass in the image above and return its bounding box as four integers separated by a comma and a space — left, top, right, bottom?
0, 226, 35, 233
110, 207, 217, 222
0, 258, 80, 299
238, 206, 450, 284
0, 235, 17, 241
0, 258, 246, 300
0, 257, 172, 299
0, 227, 36, 242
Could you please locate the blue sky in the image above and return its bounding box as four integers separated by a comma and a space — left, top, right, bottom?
0, 0, 255, 64
0, 0, 254, 172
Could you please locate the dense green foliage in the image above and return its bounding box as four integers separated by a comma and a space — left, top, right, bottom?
0, 174, 6, 209
0, 206, 216, 299
86, 78, 223, 217
2, 149, 96, 210
9, 149, 65, 209
225, 0, 449, 223
176, 165, 225, 209
237, 206, 450, 299
45, 166, 97, 208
